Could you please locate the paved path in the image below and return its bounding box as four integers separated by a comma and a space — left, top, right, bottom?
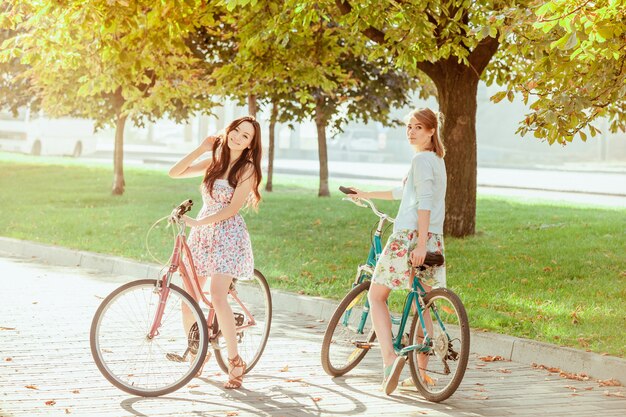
1, 254, 624, 417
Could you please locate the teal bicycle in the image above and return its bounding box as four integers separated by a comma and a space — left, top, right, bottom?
320, 187, 469, 402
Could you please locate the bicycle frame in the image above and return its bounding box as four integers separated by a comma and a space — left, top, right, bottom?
148, 220, 257, 340
341, 197, 442, 357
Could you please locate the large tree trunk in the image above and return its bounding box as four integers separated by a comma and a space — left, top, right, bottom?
430, 61, 479, 237
314, 98, 330, 197
111, 114, 127, 195
247, 94, 257, 118
265, 100, 278, 192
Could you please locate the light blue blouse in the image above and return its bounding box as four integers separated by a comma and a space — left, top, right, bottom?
391, 151, 447, 234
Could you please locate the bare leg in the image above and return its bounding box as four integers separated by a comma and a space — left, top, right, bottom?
368, 283, 396, 368
211, 273, 246, 388
210, 273, 238, 360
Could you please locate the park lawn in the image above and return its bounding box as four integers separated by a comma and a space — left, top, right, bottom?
1, 152, 624, 357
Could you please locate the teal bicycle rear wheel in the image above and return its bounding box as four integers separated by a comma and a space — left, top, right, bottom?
407, 288, 469, 402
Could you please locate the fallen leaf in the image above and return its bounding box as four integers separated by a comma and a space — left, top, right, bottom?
532, 363, 561, 373
598, 378, 621, 387
45, 401, 56, 406
65, 409, 71, 414
187, 384, 200, 389
441, 306, 455, 314
5, 357, 12, 361
604, 391, 625, 398
475, 382, 484, 386
226, 412, 239, 417
0, 326, 16, 331
560, 371, 589, 381
285, 378, 302, 383
25, 385, 38, 390
498, 368, 512, 374
577, 337, 590, 348
312, 397, 322, 402
479, 355, 506, 362
71, 390, 80, 394
280, 365, 289, 372
564, 385, 577, 391
583, 386, 593, 391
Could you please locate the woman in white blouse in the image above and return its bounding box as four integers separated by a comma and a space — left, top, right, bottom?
347, 108, 447, 395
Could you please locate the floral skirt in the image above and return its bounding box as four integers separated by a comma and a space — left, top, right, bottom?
371, 229, 446, 290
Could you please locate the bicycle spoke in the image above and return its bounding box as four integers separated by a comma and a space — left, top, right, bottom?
91, 280, 208, 396
408, 288, 469, 402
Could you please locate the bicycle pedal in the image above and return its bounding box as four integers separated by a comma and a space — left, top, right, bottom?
165, 352, 186, 363
233, 312, 244, 327
354, 341, 373, 350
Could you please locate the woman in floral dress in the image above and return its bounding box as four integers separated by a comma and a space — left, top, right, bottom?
169, 116, 262, 389
347, 108, 447, 395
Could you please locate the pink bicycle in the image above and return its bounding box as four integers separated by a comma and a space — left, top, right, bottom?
90, 200, 272, 396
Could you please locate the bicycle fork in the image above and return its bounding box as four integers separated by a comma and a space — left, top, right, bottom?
147, 273, 174, 339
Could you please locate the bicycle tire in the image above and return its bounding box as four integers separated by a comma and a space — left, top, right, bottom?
213, 269, 272, 374
90, 279, 209, 397
407, 287, 469, 402
321, 280, 376, 376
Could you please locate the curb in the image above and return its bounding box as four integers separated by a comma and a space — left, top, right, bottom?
1, 236, 624, 384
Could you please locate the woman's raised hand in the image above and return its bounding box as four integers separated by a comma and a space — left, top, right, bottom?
348, 187, 368, 199
199, 135, 219, 153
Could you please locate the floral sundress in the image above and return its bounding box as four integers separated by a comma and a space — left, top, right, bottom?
186, 179, 254, 280
371, 229, 446, 290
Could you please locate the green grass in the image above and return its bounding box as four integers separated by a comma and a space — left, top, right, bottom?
1, 152, 625, 357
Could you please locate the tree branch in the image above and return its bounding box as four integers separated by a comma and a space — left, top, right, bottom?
469, 36, 499, 76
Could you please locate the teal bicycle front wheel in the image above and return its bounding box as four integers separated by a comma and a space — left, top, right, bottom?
407, 287, 470, 402
321, 280, 376, 376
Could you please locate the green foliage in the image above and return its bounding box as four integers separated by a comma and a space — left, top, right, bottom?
492, 0, 626, 144
216, 0, 416, 131
0, 3, 38, 114
0, 0, 220, 128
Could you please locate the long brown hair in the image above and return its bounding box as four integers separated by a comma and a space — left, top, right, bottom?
203, 116, 263, 208
408, 108, 446, 158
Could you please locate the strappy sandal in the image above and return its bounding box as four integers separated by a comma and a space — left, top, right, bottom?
224, 354, 246, 389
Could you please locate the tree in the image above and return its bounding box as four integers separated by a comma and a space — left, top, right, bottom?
220, 2, 417, 196
0, 1, 220, 194
326, 0, 625, 237
191, 2, 300, 192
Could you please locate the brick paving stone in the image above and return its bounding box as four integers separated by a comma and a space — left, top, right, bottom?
1, 253, 624, 417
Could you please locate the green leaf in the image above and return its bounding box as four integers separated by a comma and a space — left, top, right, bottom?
490, 91, 507, 103
563, 32, 578, 50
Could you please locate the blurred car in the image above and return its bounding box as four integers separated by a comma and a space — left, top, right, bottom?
332, 128, 381, 152
0, 108, 96, 157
